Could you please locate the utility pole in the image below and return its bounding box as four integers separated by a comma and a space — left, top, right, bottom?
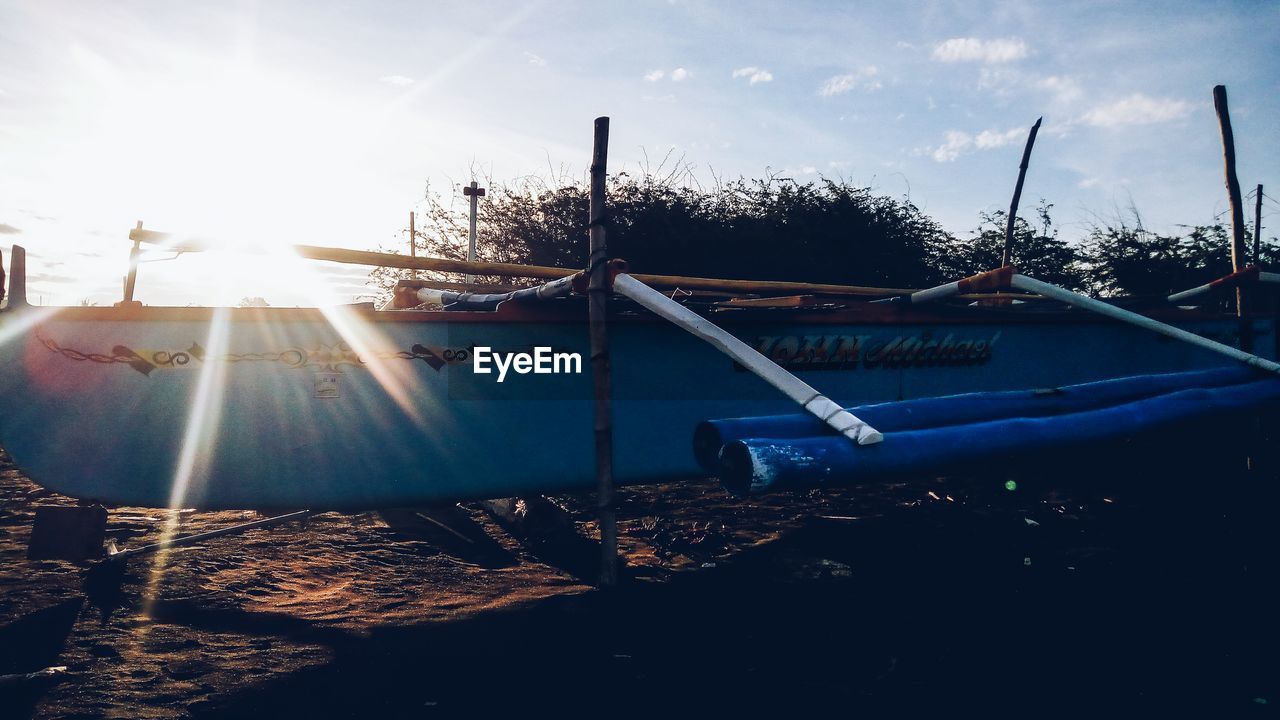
1254, 184, 1263, 266
408, 211, 416, 280
463, 181, 486, 285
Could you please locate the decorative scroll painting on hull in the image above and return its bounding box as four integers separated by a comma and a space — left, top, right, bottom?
35, 329, 469, 376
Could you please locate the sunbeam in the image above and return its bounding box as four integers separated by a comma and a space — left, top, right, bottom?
140, 305, 231, 614
0, 305, 63, 348
257, 245, 430, 428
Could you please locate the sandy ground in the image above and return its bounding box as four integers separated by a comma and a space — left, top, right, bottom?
1, 444, 1277, 717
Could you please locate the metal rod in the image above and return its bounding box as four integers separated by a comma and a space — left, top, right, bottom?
106, 509, 314, 562
1001, 117, 1042, 268
1010, 274, 1280, 375
613, 272, 884, 444
587, 117, 617, 588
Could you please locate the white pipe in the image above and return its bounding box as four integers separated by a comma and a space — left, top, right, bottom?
910, 280, 963, 304
1011, 274, 1280, 375
1167, 282, 1214, 304
1260, 272, 1280, 284
909, 266, 1014, 304
612, 273, 883, 445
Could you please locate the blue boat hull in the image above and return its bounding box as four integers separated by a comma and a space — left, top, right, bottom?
0, 303, 1274, 508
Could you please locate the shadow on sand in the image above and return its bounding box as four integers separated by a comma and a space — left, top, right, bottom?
140, 465, 1279, 717
0, 597, 83, 719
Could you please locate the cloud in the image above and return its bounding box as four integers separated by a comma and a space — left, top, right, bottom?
1036, 75, 1083, 105
932, 37, 1028, 63
379, 75, 414, 86
523, 52, 546, 67
1080, 94, 1189, 127
974, 127, 1024, 149
0, 223, 20, 234
931, 131, 973, 162
819, 67, 880, 97
782, 165, 818, 176
647, 68, 690, 82
929, 126, 1025, 162
732, 66, 773, 85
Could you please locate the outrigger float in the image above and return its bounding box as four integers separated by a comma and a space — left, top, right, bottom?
1, 109, 1278, 516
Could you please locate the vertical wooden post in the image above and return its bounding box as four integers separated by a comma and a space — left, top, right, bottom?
123, 220, 143, 303
587, 116, 617, 587
1001, 117, 1042, 268
1213, 85, 1251, 351
1254, 184, 1263, 266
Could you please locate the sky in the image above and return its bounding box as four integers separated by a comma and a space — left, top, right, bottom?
1, 0, 1278, 306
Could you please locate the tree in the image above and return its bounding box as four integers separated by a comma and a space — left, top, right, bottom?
940, 202, 1088, 292
370, 173, 959, 298
1082, 212, 1280, 298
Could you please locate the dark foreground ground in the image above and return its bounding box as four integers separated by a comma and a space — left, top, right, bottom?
1, 445, 1277, 718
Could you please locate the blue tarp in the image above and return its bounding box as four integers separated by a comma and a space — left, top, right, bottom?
714, 377, 1280, 496
694, 367, 1259, 473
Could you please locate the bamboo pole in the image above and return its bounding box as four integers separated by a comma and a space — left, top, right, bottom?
127, 227, 916, 297
1001, 117, 1042, 268
587, 116, 617, 588
1213, 85, 1251, 350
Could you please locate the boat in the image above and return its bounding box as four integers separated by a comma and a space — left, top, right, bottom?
1, 234, 1277, 510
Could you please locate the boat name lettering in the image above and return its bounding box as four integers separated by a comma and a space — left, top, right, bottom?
750, 332, 1001, 370
472, 346, 583, 382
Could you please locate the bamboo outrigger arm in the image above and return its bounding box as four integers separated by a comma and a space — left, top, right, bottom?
907, 267, 1280, 376
1009, 274, 1280, 376
1168, 265, 1263, 304
127, 227, 913, 298
907, 266, 1015, 304
610, 272, 884, 445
